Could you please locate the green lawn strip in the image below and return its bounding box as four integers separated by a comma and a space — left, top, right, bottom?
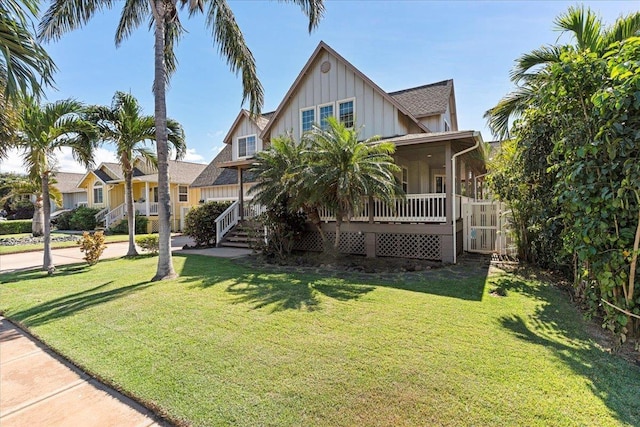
1, 255, 638, 426
0, 233, 149, 255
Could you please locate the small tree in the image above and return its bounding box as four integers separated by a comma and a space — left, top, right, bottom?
78, 230, 106, 266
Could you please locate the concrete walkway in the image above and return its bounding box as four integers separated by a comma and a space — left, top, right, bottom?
0, 236, 254, 426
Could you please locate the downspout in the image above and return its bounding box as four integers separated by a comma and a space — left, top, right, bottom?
451, 132, 482, 264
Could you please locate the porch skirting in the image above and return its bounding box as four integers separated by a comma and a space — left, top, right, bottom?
293, 221, 463, 263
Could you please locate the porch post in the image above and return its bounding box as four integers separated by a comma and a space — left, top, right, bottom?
145, 182, 150, 217
238, 168, 244, 221
445, 142, 452, 224
368, 196, 374, 224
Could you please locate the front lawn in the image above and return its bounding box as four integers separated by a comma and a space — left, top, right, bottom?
1, 255, 638, 426
0, 233, 148, 255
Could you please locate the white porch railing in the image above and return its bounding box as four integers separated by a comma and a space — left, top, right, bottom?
215, 201, 239, 245
94, 207, 108, 226
105, 203, 126, 227
318, 193, 448, 223
134, 202, 159, 215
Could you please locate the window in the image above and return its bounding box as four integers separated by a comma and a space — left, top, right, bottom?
434, 175, 446, 193
401, 167, 409, 193
238, 135, 256, 158
444, 120, 450, 132
301, 108, 315, 133
152, 187, 159, 203
93, 181, 103, 204
338, 99, 354, 128
178, 185, 188, 202
318, 103, 334, 130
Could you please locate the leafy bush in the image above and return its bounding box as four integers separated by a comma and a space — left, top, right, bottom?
53, 210, 74, 230
0, 219, 32, 235
184, 201, 232, 246
259, 198, 307, 259
136, 234, 159, 254
10, 199, 34, 219
108, 214, 148, 234
69, 206, 101, 231
78, 231, 106, 265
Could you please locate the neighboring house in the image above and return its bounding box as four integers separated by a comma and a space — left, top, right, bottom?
52, 171, 87, 211
193, 41, 487, 262
77, 158, 206, 232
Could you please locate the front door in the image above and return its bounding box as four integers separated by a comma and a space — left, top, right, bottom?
434, 174, 446, 193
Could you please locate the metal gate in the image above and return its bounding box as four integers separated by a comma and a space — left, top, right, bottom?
463, 200, 514, 255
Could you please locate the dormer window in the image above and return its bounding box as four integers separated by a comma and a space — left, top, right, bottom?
301, 108, 315, 133
338, 99, 354, 128
238, 135, 256, 158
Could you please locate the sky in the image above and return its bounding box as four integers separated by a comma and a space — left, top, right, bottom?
1, 0, 637, 174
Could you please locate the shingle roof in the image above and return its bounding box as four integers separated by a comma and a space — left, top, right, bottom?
389, 80, 452, 118
93, 169, 113, 183
190, 145, 256, 187
92, 160, 206, 185
52, 172, 85, 193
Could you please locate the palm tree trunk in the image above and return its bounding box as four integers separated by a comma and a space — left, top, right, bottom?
125, 169, 138, 256
41, 172, 54, 273
151, 0, 176, 280
304, 205, 326, 243
32, 195, 44, 237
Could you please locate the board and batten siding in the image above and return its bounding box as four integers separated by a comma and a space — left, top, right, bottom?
231, 116, 265, 162
269, 50, 408, 142
199, 183, 254, 202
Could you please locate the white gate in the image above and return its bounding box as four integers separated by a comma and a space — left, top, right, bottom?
463, 200, 514, 256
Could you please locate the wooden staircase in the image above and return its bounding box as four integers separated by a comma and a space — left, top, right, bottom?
218, 221, 264, 249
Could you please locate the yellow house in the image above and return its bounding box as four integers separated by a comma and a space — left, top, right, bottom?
77, 158, 206, 232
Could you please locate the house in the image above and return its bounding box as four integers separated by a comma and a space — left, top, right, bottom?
77, 158, 206, 232
192, 41, 487, 263
52, 171, 87, 211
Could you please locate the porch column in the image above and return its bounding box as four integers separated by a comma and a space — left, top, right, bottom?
145, 182, 150, 217
238, 168, 244, 220
445, 142, 452, 224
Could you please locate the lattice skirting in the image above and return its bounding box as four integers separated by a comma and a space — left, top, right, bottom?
376, 233, 441, 260
294, 230, 442, 260
294, 231, 366, 255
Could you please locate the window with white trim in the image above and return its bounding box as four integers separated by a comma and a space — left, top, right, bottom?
444, 120, 450, 132
318, 103, 334, 130
238, 135, 257, 158
152, 187, 159, 203
93, 181, 103, 204
301, 108, 315, 133
401, 167, 409, 193
338, 99, 354, 128
178, 185, 188, 202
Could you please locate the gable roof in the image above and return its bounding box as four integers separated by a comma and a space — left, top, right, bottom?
190, 145, 257, 187
260, 41, 431, 139
389, 80, 453, 118
222, 109, 274, 145
52, 172, 85, 193
129, 160, 207, 184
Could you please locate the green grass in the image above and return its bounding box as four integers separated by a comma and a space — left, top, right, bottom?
0, 233, 147, 255
1, 255, 639, 426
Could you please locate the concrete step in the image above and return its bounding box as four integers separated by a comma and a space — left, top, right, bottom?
219, 241, 254, 248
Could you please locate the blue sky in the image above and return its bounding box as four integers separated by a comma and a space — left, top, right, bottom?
1, 0, 637, 173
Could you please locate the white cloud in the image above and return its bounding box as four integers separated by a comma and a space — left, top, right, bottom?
0, 146, 118, 175
182, 148, 206, 163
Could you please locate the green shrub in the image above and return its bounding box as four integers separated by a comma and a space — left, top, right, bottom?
108, 214, 148, 234
69, 206, 101, 231
136, 234, 159, 254
77, 231, 106, 265
259, 198, 307, 259
0, 219, 32, 235
10, 199, 34, 219
53, 210, 74, 230
184, 201, 233, 246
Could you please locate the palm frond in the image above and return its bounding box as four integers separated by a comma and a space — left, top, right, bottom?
602, 11, 640, 50
553, 5, 603, 52
38, 0, 115, 42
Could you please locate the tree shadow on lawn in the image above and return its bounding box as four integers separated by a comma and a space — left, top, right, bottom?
498, 277, 640, 426
176, 253, 487, 312
5, 281, 152, 328
0, 264, 91, 283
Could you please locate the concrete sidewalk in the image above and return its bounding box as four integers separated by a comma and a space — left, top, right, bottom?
0, 235, 254, 273
0, 318, 166, 427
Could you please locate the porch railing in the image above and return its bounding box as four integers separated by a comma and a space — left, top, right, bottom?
215, 201, 239, 245
105, 203, 126, 227
134, 202, 159, 215
318, 193, 448, 223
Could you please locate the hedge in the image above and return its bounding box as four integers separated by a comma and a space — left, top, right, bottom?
0, 220, 32, 235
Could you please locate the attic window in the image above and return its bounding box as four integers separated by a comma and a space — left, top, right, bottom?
338, 99, 354, 128
301, 108, 315, 133
319, 103, 333, 130
238, 135, 256, 158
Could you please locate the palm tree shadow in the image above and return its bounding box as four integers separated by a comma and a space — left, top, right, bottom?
1, 264, 91, 284
8, 281, 152, 327
498, 277, 640, 426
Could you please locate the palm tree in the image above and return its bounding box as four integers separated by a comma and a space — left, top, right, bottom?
88, 91, 185, 256
0, 176, 62, 236
0, 0, 55, 158
14, 98, 97, 272
485, 6, 640, 138
39, 0, 325, 280
305, 117, 402, 250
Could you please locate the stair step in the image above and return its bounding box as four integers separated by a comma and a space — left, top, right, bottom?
220, 241, 254, 248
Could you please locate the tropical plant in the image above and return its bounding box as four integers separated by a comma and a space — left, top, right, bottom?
39, 0, 325, 281
78, 230, 106, 265
13, 98, 97, 272
304, 117, 402, 250
87, 91, 185, 256
0, 176, 62, 235
184, 201, 232, 247
485, 5, 640, 138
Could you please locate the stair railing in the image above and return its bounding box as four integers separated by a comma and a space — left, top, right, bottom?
215, 201, 239, 246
